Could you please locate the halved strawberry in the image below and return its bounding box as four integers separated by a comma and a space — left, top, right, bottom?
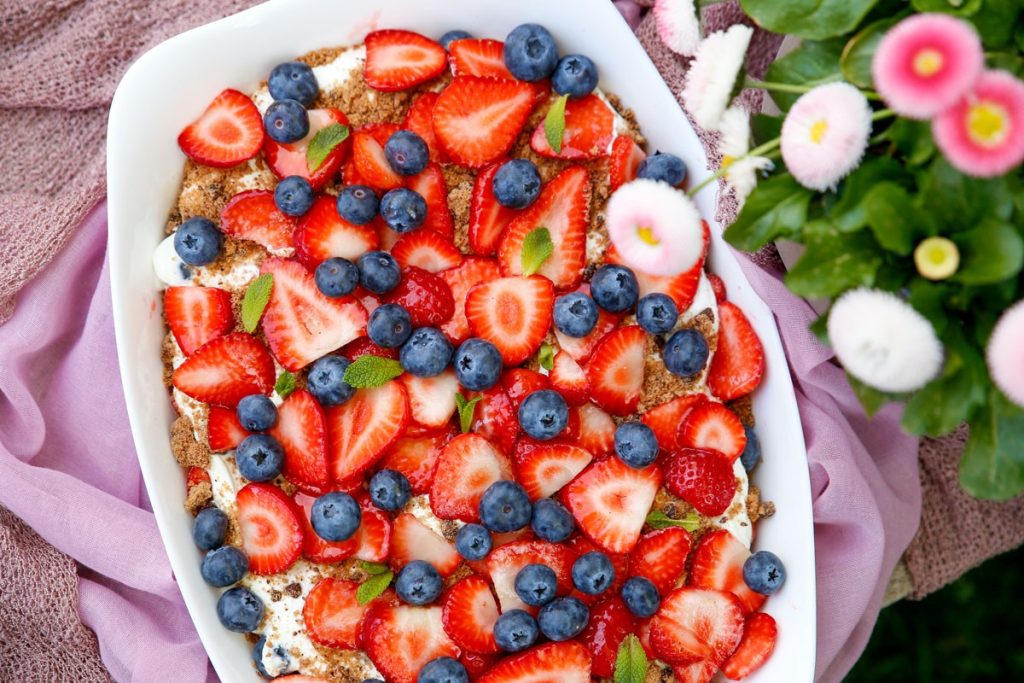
448, 38, 515, 79
650, 587, 745, 666
689, 530, 766, 615
431, 433, 513, 521
177, 89, 264, 168
186, 466, 210, 495
405, 163, 454, 239
328, 382, 410, 482
579, 597, 637, 677
721, 612, 777, 680
605, 244, 704, 311
441, 257, 501, 343
708, 302, 765, 401
478, 641, 591, 683
441, 574, 500, 654
673, 660, 718, 683
297, 493, 358, 563
361, 600, 460, 683
263, 109, 351, 190
514, 442, 593, 501
501, 368, 551, 411
629, 527, 692, 595
402, 92, 444, 162
565, 403, 616, 457
172, 332, 275, 407
469, 163, 521, 256
236, 482, 304, 575
269, 389, 329, 492
351, 129, 404, 191
665, 448, 737, 517
486, 541, 575, 613
468, 384, 518, 454
302, 578, 367, 649
392, 230, 462, 273
389, 512, 461, 576
708, 274, 727, 303
610, 135, 646, 191
293, 195, 380, 268
498, 166, 590, 289
383, 266, 455, 328
678, 402, 747, 462
220, 190, 298, 253
260, 258, 367, 371
433, 77, 538, 167
207, 406, 249, 452
465, 276, 553, 365
564, 456, 661, 554
553, 285, 620, 361
549, 351, 589, 406
585, 325, 647, 416
378, 427, 454, 495
402, 370, 459, 429
352, 496, 392, 562
531, 94, 615, 160
343, 335, 399, 361
364, 29, 447, 92
642, 394, 708, 451
164, 286, 233, 356
461, 651, 500, 680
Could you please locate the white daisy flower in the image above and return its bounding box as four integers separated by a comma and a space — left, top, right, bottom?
654, 0, 702, 56
682, 25, 754, 130
717, 106, 774, 205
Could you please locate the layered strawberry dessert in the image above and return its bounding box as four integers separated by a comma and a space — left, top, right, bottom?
157, 22, 784, 683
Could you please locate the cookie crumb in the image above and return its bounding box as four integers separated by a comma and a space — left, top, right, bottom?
171, 417, 211, 468
285, 583, 302, 599
184, 481, 213, 515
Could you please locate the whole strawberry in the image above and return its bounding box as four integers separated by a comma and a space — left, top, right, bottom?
664, 447, 736, 516
384, 266, 455, 327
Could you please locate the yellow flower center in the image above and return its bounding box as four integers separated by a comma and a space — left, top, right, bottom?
966, 101, 1010, 148
636, 226, 660, 246
721, 155, 735, 169
914, 237, 960, 281
912, 48, 944, 78
810, 120, 828, 144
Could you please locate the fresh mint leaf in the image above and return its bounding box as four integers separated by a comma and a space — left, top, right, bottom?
306, 123, 349, 172
645, 510, 699, 532
455, 394, 482, 433
274, 371, 297, 399
522, 227, 554, 276
359, 561, 390, 575
241, 273, 274, 333
613, 634, 648, 683
723, 174, 813, 251
545, 95, 568, 154
356, 569, 394, 605
343, 355, 403, 388
538, 342, 554, 371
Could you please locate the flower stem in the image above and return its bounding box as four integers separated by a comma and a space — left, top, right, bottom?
871, 108, 896, 122
687, 138, 781, 197
745, 77, 884, 101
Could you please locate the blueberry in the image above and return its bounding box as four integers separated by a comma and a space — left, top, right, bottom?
637, 293, 679, 335
621, 576, 661, 618
553, 292, 598, 338
740, 426, 761, 471
192, 506, 228, 550
637, 152, 687, 187
418, 656, 468, 683
307, 355, 356, 407
264, 99, 309, 144
310, 491, 361, 542
479, 480, 532, 532
663, 328, 709, 378
252, 636, 291, 679
179, 263, 193, 280
274, 175, 315, 217
400, 327, 453, 378
237, 394, 277, 432
514, 563, 558, 607
493, 609, 539, 653
252, 636, 271, 678
380, 188, 427, 233
174, 217, 222, 266
395, 560, 443, 605
385, 130, 430, 177
315, 257, 360, 298
337, 185, 380, 225
453, 338, 503, 391
518, 390, 568, 440
368, 303, 413, 348
551, 54, 598, 98
591, 264, 639, 313
492, 159, 541, 210
358, 251, 402, 294
439, 29, 472, 50
455, 523, 492, 561
537, 596, 589, 641
369, 469, 412, 511
216, 586, 264, 632
614, 421, 659, 468
572, 551, 615, 595
503, 24, 559, 82
235, 434, 284, 483
743, 551, 786, 595
268, 61, 318, 106
530, 498, 574, 543
201, 545, 248, 587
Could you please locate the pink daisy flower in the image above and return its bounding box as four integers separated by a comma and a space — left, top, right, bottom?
873, 14, 984, 120
606, 179, 704, 277
987, 300, 1024, 407
933, 70, 1024, 178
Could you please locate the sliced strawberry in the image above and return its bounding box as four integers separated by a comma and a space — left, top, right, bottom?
478, 641, 591, 683
514, 442, 593, 501
328, 381, 410, 482
401, 370, 459, 429
564, 456, 661, 554
708, 274, 727, 303
269, 389, 329, 491
164, 286, 233, 356
302, 578, 367, 649
486, 541, 575, 613
383, 266, 455, 328
352, 497, 392, 562
605, 244, 704, 311
673, 660, 718, 683
461, 651, 500, 680
501, 368, 551, 411
392, 230, 462, 273
630, 527, 692, 595
364, 29, 447, 91
553, 285, 620, 361
405, 163, 454, 239
468, 163, 520, 256
642, 394, 708, 452
351, 129, 404, 191
236, 482, 304, 575
678, 402, 747, 462
441, 258, 501, 343
186, 466, 210, 494
448, 38, 515, 79
531, 94, 615, 160
402, 92, 444, 162
579, 597, 637, 677
721, 612, 778, 680
650, 587, 745, 666
689, 530, 766, 615
565, 403, 616, 457
432, 77, 537, 167
709, 302, 765, 401
172, 332, 275, 407
610, 135, 646, 191
549, 351, 589, 406
342, 335, 399, 361
665, 448, 737, 517
379, 427, 454, 495
297, 493, 358, 563
177, 89, 263, 168
263, 109, 351, 190
207, 406, 248, 452
498, 166, 590, 289
441, 574, 500, 654
468, 384, 518, 454
431, 433, 513, 521
260, 258, 367, 371
585, 325, 647, 416
220, 190, 297, 253
389, 512, 461, 576
465, 276, 553, 365
293, 195, 380, 268
361, 600, 460, 683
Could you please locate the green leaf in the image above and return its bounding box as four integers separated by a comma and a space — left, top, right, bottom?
750, 113, 782, 146
538, 342, 554, 371
455, 393, 482, 433
884, 119, 936, 167
645, 510, 700, 532
840, 16, 902, 88
306, 123, 350, 172
274, 371, 297, 399
241, 273, 274, 333
911, 0, 982, 17
952, 218, 1024, 285
359, 560, 390, 575
809, 310, 831, 346
357, 570, 394, 605
741, 0, 880, 40
784, 229, 883, 298
830, 158, 909, 232
723, 174, 813, 251
920, 158, 1014, 228
613, 634, 648, 683
846, 373, 901, 418
545, 95, 569, 154
969, 0, 1019, 47
908, 279, 950, 335
343, 355, 404, 388
862, 183, 929, 256
522, 227, 554, 276
763, 39, 844, 110
959, 389, 1024, 500
902, 331, 985, 437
